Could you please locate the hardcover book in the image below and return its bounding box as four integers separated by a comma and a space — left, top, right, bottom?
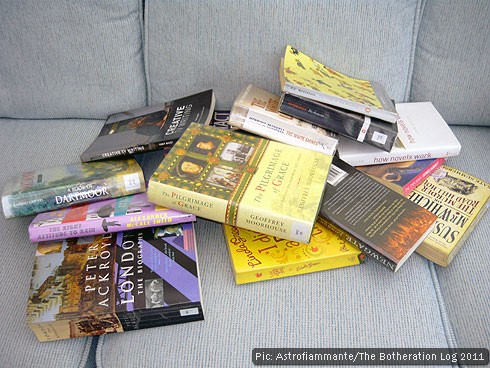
278, 91, 398, 152
318, 155, 438, 272
27, 222, 204, 341
408, 165, 490, 266
28, 191, 196, 242
148, 123, 332, 243
279, 45, 398, 123
2, 158, 145, 219
80, 90, 215, 162
356, 158, 445, 196
223, 222, 364, 284
337, 102, 462, 166
229, 84, 338, 155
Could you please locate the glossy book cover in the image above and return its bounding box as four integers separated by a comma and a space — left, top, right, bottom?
27, 222, 203, 341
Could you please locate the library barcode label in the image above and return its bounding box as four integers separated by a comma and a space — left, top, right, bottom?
180, 308, 199, 317
123, 173, 142, 191
327, 164, 348, 187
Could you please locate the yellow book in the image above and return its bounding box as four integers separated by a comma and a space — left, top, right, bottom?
408, 165, 490, 266
148, 123, 332, 243
223, 222, 364, 284
280, 45, 398, 123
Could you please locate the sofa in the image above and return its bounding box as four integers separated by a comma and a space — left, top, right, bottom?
1, 1, 489, 367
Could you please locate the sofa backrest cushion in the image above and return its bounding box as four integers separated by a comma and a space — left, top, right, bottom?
411, 0, 490, 126
145, 0, 421, 109
0, 0, 146, 119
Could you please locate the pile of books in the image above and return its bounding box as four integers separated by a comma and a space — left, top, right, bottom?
2, 46, 489, 342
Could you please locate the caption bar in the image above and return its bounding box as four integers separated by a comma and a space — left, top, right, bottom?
252, 348, 489, 365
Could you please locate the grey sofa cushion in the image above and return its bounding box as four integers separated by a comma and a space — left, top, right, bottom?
411, 0, 490, 126
145, 0, 422, 109
0, 1, 146, 119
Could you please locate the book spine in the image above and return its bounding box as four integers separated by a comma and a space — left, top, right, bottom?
402, 158, 445, 196
81, 141, 174, 162
316, 215, 397, 272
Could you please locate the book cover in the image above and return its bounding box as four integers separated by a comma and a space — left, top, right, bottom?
408, 165, 490, 267
26, 222, 204, 341
229, 84, 338, 155
148, 123, 332, 243
356, 158, 445, 196
80, 90, 216, 162
28, 191, 196, 242
223, 222, 364, 284
337, 102, 462, 166
2, 158, 145, 219
319, 155, 438, 272
279, 45, 398, 123
278, 91, 398, 152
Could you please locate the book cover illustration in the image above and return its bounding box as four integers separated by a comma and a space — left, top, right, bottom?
223, 222, 364, 284
278, 91, 398, 152
26, 222, 203, 341
2, 158, 145, 219
356, 158, 445, 196
408, 165, 490, 266
337, 102, 462, 166
280, 45, 398, 123
80, 90, 215, 162
148, 123, 332, 243
229, 84, 338, 155
28, 191, 196, 242
319, 156, 437, 272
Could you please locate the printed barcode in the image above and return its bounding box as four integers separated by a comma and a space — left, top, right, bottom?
180, 308, 199, 317
123, 173, 141, 192
327, 164, 348, 186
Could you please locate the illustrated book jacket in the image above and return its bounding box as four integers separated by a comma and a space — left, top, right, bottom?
318, 155, 438, 272
408, 165, 490, 266
2, 158, 145, 219
223, 222, 364, 284
28, 191, 196, 243
279, 45, 398, 123
148, 122, 332, 243
27, 222, 204, 342
80, 90, 215, 162
229, 84, 338, 155
337, 102, 462, 166
278, 91, 398, 152
356, 158, 445, 196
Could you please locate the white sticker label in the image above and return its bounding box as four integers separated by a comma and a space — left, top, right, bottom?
372, 131, 388, 145
290, 222, 311, 243
357, 116, 371, 142
180, 308, 199, 317
123, 173, 141, 191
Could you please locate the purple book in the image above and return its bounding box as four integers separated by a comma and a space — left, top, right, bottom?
28, 192, 196, 242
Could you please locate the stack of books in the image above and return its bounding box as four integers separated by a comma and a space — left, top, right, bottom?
2, 45, 489, 341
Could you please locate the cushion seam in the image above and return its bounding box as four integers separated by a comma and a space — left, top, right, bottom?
143, 0, 151, 106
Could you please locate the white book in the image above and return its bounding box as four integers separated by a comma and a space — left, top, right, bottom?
337, 102, 461, 166
229, 84, 338, 155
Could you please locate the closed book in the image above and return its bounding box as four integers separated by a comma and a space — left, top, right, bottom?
2, 158, 145, 219
28, 191, 196, 242
279, 45, 398, 123
319, 155, 438, 272
27, 222, 203, 342
408, 165, 490, 266
229, 84, 338, 155
148, 123, 332, 243
223, 222, 364, 284
337, 102, 462, 166
81, 90, 215, 162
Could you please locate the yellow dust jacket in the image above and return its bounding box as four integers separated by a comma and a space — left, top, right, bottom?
148, 123, 332, 243
223, 222, 364, 284
408, 165, 490, 266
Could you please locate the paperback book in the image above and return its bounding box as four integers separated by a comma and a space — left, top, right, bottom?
28, 191, 196, 243
80, 90, 215, 162
2, 158, 145, 219
148, 123, 332, 243
408, 165, 490, 266
229, 84, 338, 155
356, 158, 445, 196
279, 45, 398, 123
27, 222, 204, 342
318, 155, 437, 272
223, 222, 364, 284
337, 102, 461, 166
278, 91, 398, 152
